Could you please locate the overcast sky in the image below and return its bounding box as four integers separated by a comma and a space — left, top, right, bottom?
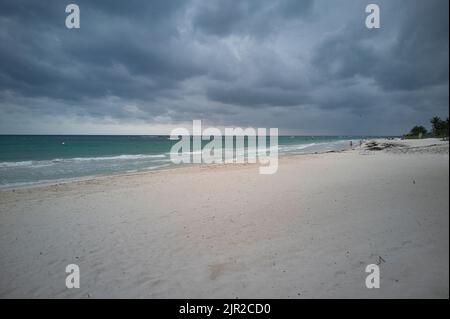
0, 0, 448, 135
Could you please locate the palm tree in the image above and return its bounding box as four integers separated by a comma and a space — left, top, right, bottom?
444, 118, 450, 138
430, 116, 441, 136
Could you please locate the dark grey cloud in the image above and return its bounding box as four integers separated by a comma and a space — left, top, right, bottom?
312, 1, 449, 92
0, 0, 448, 135
191, 0, 314, 37
208, 87, 305, 107
0, 0, 200, 103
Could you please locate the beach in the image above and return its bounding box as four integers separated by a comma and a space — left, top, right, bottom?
0, 138, 448, 298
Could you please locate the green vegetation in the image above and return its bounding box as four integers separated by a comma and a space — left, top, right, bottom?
430, 116, 449, 138
404, 116, 449, 140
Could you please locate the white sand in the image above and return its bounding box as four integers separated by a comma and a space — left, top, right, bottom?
0, 138, 448, 298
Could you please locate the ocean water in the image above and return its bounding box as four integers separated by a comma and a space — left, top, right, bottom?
0, 135, 372, 187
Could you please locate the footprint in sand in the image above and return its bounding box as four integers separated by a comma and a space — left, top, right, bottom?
208, 261, 246, 280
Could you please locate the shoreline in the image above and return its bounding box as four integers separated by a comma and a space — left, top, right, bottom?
2, 137, 447, 192
0, 147, 351, 192
0, 136, 375, 191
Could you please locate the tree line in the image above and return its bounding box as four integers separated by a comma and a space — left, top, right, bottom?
405, 116, 449, 139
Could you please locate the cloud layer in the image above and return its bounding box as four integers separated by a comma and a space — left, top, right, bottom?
0, 0, 448, 134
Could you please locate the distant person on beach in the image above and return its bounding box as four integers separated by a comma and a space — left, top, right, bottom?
349, 141, 353, 149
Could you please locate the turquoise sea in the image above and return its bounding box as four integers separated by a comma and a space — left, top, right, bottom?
0, 135, 378, 187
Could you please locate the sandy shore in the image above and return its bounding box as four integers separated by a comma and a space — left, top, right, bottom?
0, 138, 448, 298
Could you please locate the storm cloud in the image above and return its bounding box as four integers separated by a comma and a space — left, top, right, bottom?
0, 0, 448, 134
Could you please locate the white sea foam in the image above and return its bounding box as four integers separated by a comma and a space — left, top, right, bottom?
144, 163, 171, 170
278, 143, 317, 152
0, 141, 347, 170
0, 161, 35, 168
0, 154, 167, 168
57, 154, 166, 162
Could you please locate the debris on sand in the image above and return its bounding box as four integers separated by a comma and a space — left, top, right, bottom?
361, 139, 449, 154
363, 141, 406, 151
